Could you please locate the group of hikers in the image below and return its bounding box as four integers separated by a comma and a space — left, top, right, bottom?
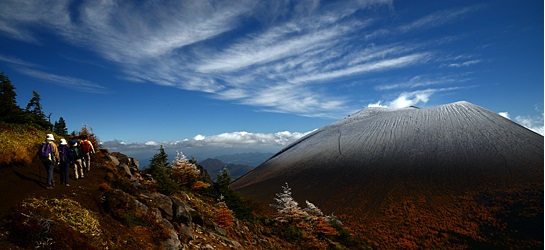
39, 133, 95, 189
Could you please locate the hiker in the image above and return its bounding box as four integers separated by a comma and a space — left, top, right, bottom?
58, 139, 72, 186
70, 139, 84, 179
80, 135, 95, 172
39, 134, 59, 189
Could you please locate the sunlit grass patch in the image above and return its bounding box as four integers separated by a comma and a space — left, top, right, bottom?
5, 197, 107, 249
0, 122, 45, 165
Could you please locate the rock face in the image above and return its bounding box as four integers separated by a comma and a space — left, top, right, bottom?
232, 101, 544, 247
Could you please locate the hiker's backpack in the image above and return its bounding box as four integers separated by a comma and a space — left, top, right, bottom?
39, 142, 52, 161
81, 140, 91, 153
59, 145, 71, 163
71, 146, 81, 159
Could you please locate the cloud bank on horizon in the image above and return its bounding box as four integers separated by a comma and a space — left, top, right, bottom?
102, 130, 313, 162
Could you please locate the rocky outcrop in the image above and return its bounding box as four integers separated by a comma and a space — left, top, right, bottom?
103, 152, 287, 250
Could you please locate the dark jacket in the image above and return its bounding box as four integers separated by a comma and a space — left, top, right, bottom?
58, 144, 72, 164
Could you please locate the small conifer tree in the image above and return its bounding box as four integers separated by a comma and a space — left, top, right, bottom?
304, 200, 324, 218
53, 117, 68, 136
0, 72, 27, 124
210, 168, 252, 220
148, 146, 179, 195
271, 182, 308, 223
169, 151, 200, 187
24, 91, 50, 130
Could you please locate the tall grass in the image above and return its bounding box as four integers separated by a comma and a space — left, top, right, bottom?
0, 122, 47, 165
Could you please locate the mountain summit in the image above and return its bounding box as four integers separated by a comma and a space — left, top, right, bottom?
232, 101, 544, 248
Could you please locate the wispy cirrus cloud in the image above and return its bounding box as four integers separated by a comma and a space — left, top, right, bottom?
398, 6, 480, 33
446, 59, 481, 68
1, 0, 483, 117
0, 54, 108, 94
18, 68, 109, 94
375, 74, 472, 91
0, 54, 40, 68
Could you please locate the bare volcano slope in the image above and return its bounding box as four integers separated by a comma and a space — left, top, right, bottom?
232, 101, 543, 247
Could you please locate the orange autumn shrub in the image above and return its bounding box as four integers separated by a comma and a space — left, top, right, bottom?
214, 202, 234, 228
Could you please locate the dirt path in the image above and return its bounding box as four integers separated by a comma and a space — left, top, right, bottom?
0, 154, 163, 249
0, 158, 106, 221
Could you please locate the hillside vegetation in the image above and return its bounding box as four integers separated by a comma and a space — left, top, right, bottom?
0, 122, 367, 249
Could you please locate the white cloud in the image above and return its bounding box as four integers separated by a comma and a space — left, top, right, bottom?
144, 141, 160, 146
368, 87, 461, 109
514, 115, 544, 135
497, 111, 543, 135
367, 101, 388, 108
193, 135, 206, 141
368, 89, 436, 109
389, 90, 433, 108
498, 112, 510, 119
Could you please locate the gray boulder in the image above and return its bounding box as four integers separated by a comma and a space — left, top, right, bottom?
108, 155, 120, 166
161, 218, 181, 250
172, 196, 195, 225
151, 192, 173, 220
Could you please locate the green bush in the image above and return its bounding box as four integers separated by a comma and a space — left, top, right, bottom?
278, 223, 304, 243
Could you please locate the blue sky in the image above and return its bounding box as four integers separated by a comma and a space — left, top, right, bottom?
1, 0, 543, 162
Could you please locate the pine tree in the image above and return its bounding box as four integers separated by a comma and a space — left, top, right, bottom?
211, 168, 252, 220
24, 90, 50, 129
148, 145, 168, 176
53, 117, 68, 136
0, 72, 24, 123
25, 91, 44, 117
148, 146, 179, 195
216, 168, 232, 191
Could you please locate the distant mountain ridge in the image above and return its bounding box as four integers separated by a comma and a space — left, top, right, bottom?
214, 152, 273, 167
200, 158, 254, 180
232, 101, 544, 248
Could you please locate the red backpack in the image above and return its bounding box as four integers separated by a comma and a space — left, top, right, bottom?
81, 140, 91, 153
